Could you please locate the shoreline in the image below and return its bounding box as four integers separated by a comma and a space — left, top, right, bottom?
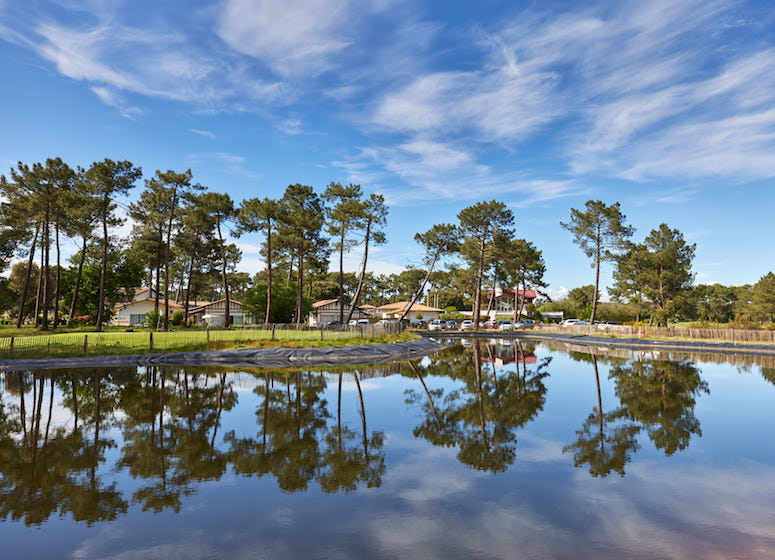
0, 337, 443, 372
420, 331, 775, 357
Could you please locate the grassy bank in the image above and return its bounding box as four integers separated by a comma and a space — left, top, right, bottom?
0, 328, 418, 360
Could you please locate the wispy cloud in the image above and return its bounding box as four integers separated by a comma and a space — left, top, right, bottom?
216, 0, 352, 78
186, 152, 260, 180
189, 128, 216, 139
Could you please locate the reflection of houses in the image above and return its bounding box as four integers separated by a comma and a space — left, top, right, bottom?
377, 301, 443, 322
483, 351, 537, 368
309, 299, 373, 326
188, 299, 254, 326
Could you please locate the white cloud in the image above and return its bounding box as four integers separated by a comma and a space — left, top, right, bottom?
189, 128, 216, 139
90, 86, 143, 119
216, 0, 352, 78
185, 152, 261, 180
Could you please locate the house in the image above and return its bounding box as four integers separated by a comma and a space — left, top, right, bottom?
483, 287, 538, 317
187, 299, 255, 326
112, 298, 183, 326
309, 299, 372, 326
377, 301, 443, 322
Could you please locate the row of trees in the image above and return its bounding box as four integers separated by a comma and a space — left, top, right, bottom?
559, 199, 775, 326
1, 158, 548, 329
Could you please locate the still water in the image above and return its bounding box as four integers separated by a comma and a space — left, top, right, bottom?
1, 338, 774, 559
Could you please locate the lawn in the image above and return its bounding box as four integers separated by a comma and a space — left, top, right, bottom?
0, 327, 415, 359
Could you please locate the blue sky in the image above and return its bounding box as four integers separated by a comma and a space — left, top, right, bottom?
1, 0, 774, 299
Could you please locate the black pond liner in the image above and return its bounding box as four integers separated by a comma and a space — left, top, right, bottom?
421, 331, 775, 357
0, 338, 445, 372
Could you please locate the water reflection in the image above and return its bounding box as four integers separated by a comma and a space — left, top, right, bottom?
0, 340, 765, 530
405, 340, 550, 473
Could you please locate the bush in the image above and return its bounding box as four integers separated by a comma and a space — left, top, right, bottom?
171, 309, 185, 326
145, 309, 161, 329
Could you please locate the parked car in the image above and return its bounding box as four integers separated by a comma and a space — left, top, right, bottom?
460, 319, 474, 331
498, 320, 514, 331
428, 319, 444, 331
348, 318, 369, 326
410, 320, 427, 329
561, 319, 583, 326
483, 319, 498, 329
376, 319, 396, 325
444, 320, 458, 330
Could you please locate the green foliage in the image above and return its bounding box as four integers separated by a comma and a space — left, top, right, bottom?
171, 309, 185, 326
750, 272, 775, 322
244, 281, 310, 323
145, 308, 162, 329
611, 224, 695, 326
561, 200, 633, 322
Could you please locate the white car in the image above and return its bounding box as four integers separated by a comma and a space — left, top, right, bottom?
498, 321, 514, 331
561, 319, 583, 326
428, 319, 444, 331
376, 319, 395, 325
349, 319, 369, 326
460, 320, 474, 331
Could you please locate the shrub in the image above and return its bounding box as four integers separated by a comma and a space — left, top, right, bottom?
145, 309, 161, 329
171, 309, 185, 326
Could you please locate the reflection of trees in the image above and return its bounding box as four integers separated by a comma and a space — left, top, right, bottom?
0, 370, 127, 526
406, 340, 550, 473
611, 359, 708, 456
565, 354, 709, 478
119, 367, 234, 512
563, 354, 640, 477
226, 370, 385, 493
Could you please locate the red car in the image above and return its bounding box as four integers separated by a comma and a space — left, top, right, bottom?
483, 319, 498, 329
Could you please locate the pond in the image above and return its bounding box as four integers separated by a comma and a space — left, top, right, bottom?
1, 338, 774, 559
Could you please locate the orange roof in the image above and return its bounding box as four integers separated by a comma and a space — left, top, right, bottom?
378, 301, 443, 312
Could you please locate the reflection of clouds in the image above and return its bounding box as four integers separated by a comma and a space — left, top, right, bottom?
517, 434, 565, 462
370, 446, 775, 559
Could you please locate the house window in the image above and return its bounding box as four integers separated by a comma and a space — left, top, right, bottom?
130, 314, 146, 325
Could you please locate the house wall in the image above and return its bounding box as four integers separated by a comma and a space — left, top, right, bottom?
190, 301, 255, 326
309, 305, 368, 326
113, 300, 158, 326
382, 310, 440, 322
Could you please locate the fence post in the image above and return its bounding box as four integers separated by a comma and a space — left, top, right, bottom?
207, 326, 210, 343
9, 336, 13, 355
360, 326, 364, 339
321, 327, 324, 341
83, 334, 88, 354
272, 324, 276, 341
149, 331, 154, 352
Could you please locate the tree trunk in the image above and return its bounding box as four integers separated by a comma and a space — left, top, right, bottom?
339, 230, 345, 324
217, 218, 230, 328
472, 236, 486, 329
66, 236, 88, 326
16, 224, 39, 328
34, 240, 44, 327
53, 220, 61, 327
295, 244, 304, 325
95, 201, 109, 332
184, 256, 195, 325
346, 218, 371, 324
265, 223, 272, 326
591, 226, 600, 325
42, 214, 50, 331
398, 250, 438, 323
163, 192, 178, 330
154, 227, 162, 312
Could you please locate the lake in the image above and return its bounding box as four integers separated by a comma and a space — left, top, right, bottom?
1, 338, 774, 559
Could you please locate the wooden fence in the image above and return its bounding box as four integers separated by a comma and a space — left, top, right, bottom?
533, 324, 775, 343
0, 322, 404, 359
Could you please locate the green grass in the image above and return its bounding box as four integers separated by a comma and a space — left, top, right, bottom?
0, 328, 417, 360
